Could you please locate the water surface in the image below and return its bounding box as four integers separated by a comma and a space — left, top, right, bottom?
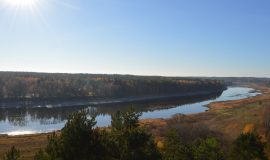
0, 87, 260, 135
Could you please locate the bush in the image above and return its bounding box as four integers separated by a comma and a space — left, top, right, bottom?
162, 129, 224, 160
167, 115, 216, 144
162, 129, 191, 160
2, 146, 20, 160
229, 132, 267, 160
34, 149, 49, 160
191, 137, 224, 160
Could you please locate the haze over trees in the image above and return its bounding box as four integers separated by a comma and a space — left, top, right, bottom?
0, 72, 226, 101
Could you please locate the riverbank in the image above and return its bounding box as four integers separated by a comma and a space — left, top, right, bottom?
0, 83, 269, 159
142, 83, 270, 157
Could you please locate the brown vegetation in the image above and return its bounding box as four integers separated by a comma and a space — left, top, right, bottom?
0, 133, 48, 159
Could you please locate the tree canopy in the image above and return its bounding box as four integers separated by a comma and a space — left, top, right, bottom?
33, 109, 161, 160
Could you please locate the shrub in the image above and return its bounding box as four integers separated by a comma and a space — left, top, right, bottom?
229, 132, 267, 160
2, 146, 20, 160
162, 129, 191, 160
34, 149, 49, 160
162, 129, 224, 160
191, 137, 224, 160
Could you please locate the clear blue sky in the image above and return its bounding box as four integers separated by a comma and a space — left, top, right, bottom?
0, 0, 269, 77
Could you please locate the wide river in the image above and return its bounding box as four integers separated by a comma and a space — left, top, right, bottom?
0, 87, 260, 135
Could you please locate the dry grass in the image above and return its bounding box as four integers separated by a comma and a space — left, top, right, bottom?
0, 133, 48, 160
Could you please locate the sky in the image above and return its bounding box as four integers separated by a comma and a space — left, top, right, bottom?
0, 0, 269, 77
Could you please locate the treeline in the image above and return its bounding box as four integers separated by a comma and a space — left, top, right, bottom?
0, 72, 226, 100
204, 77, 270, 85
3, 109, 267, 160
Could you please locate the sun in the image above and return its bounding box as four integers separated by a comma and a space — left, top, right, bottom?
3, 0, 39, 8
1, 0, 47, 26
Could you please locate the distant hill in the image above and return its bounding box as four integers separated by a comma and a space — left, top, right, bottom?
0, 72, 226, 101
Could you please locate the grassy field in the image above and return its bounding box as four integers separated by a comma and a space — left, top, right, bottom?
1, 83, 270, 159
0, 133, 48, 159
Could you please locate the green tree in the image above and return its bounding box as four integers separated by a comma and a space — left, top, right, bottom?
110, 109, 161, 160
3, 146, 20, 160
43, 111, 106, 160
60, 111, 101, 160
229, 132, 267, 160
191, 137, 224, 160
34, 149, 49, 160
45, 132, 61, 160
111, 108, 140, 131
162, 129, 191, 160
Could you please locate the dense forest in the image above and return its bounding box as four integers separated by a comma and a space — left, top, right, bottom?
0, 72, 226, 100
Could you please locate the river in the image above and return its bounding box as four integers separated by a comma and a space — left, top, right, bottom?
0, 87, 260, 135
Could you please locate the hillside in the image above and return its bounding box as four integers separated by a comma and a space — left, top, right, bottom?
0, 72, 226, 101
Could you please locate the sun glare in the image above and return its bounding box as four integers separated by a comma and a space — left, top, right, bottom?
3, 0, 38, 8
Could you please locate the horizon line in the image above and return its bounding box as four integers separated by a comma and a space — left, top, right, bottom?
0, 70, 269, 79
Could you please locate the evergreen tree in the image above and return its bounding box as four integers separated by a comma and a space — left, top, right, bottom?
45, 132, 61, 160
191, 137, 224, 160
34, 149, 49, 160
34, 109, 162, 160
43, 111, 106, 160
3, 146, 20, 160
162, 129, 191, 160
229, 132, 267, 160
110, 109, 161, 160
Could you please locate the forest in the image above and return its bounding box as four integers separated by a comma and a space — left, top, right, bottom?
0, 72, 226, 100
